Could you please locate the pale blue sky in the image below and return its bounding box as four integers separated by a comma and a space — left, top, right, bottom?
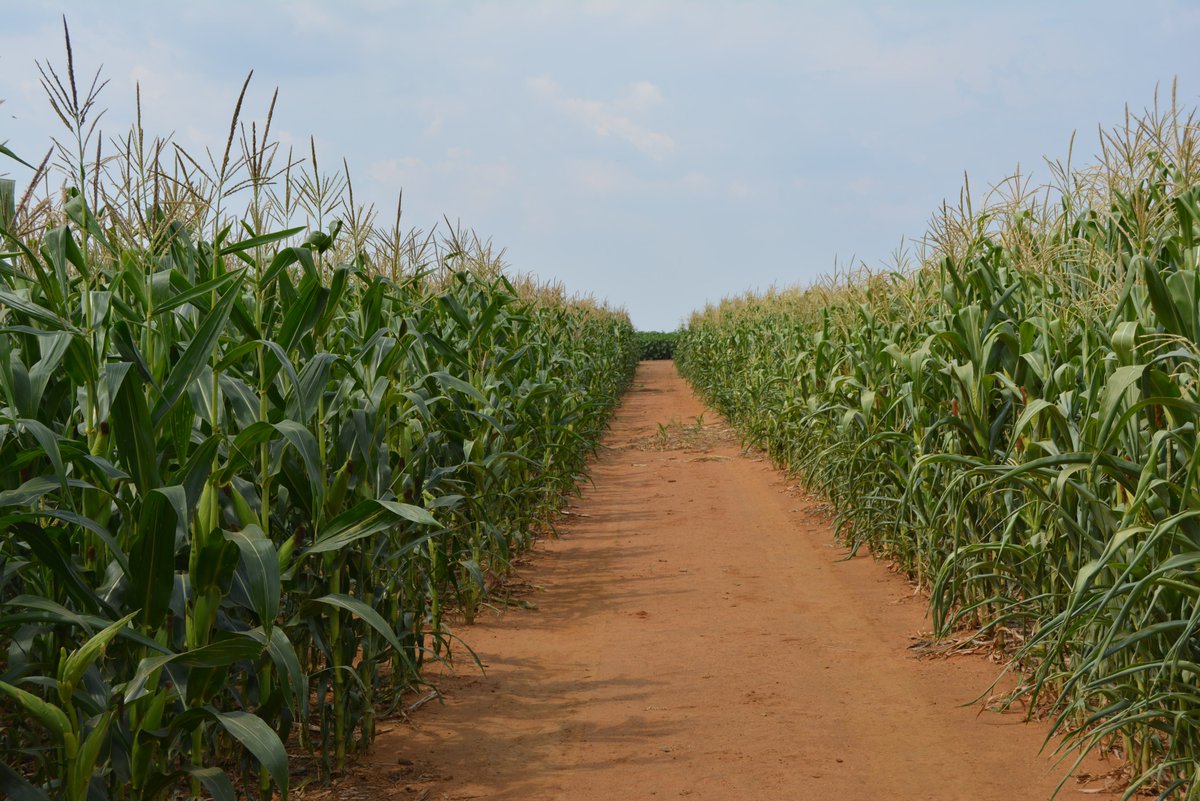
2, 1, 1198, 329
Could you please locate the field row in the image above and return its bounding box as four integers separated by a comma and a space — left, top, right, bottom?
678, 104, 1200, 798
0, 54, 638, 799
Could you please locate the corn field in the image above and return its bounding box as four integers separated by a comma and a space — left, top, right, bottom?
0, 31, 637, 800
635, 331, 678, 361
679, 99, 1200, 798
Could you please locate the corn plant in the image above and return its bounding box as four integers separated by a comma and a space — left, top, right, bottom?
635, 331, 678, 360
0, 26, 637, 800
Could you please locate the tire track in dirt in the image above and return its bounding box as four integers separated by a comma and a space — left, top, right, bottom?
354, 361, 1118, 801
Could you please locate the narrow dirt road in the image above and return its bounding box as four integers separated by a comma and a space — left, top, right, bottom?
368, 362, 1117, 801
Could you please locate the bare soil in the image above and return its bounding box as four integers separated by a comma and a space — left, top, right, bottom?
317, 361, 1120, 801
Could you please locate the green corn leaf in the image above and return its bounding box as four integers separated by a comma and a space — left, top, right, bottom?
429, 370, 488, 405
63, 194, 115, 256
150, 270, 245, 426
259, 245, 316, 289
291, 352, 337, 423
274, 420, 324, 515
41, 224, 87, 281
189, 767, 237, 801
244, 625, 309, 719
129, 486, 186, 629
0, 762, 51, 801
68, 711, 113, 801
124, 634, 265, 703
275, 274, 324, 354
0, 143, 36, 170
226, 526, 280, 626
5, 522, 105, 614
155, 268, 245, 315
208, 709, 289, 798
13, 418, 67, 494
218, 225, 304, 257
0, 680, 71, 744
305, 499, 437, 555
59, 611, 138, 693
111, 361, 161, 491
1096, 364, 1145, 450
0, 475, 91, 508
312, 592, 405, 654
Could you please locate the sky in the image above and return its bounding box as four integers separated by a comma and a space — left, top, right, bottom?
1, 1, 1198, 330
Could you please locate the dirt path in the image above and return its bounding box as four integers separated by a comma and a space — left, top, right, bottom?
366, 361, 1117, 801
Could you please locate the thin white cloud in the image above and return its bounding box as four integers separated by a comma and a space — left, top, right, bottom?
849, 177, 877, 195
680, 171, 714, 194
568, 159, 634, 194
528, 76, 675, 160
621, 80, 662, 113
727, 180, 755, 200
566, 159, 714, 197
416, 98, 466, 139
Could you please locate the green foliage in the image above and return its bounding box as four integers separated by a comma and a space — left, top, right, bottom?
678, 103, 1200, 798
636, 330, 678, 360
0, 34, 638, 800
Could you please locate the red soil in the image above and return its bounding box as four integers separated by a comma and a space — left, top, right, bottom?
320, 361, 1119, 801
